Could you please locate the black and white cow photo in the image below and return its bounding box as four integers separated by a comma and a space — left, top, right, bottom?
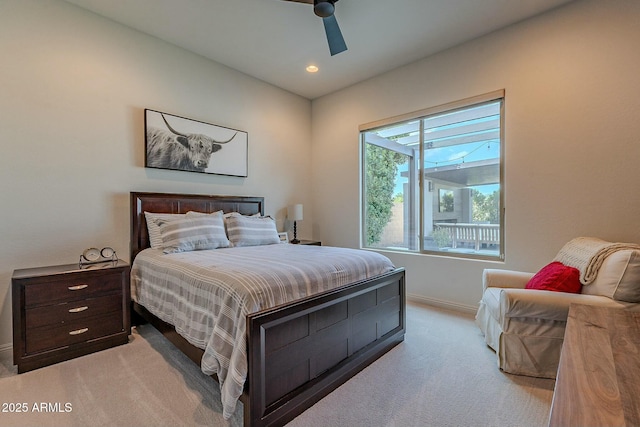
144, 109, 248, 177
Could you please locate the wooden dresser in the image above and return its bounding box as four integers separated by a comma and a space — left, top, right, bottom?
12, 260, 131, 373
549, 303, 640, 426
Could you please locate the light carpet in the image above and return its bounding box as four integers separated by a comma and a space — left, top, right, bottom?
0, 302, 554, 426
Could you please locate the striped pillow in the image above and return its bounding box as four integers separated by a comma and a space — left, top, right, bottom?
225, 213, 280, 247
153, 212, 230, 253
145, 212, 185, 249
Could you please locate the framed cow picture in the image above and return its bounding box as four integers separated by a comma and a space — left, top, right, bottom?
144, 109, 248, 177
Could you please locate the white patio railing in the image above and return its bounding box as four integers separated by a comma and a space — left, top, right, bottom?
434, 223, 500, 251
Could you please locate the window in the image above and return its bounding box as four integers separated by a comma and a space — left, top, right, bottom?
361, 91, 504, 260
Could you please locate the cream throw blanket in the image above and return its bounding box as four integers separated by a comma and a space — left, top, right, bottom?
553, 237, 640, 285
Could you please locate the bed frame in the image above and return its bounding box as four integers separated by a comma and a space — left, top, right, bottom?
130, 192, 406, 427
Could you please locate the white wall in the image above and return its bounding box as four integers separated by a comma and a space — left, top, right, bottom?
0, 0, 312, 348
311, 0, 640, 311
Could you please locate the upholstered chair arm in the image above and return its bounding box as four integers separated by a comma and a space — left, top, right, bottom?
499, 288, 624, 321
482, 269, 534, 291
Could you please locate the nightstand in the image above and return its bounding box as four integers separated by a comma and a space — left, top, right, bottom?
297, 240, 321, 246
12, 260, 131, 373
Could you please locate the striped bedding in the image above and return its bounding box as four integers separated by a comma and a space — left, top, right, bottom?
130, 244, 395, 419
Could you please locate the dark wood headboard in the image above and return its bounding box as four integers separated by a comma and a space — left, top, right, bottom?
130, 192, 264, 261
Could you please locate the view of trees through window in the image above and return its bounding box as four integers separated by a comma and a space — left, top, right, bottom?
364, 145, 408, 246
361, 93, 504, 260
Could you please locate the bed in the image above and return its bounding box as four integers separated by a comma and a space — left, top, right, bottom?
129, 192, 406, 427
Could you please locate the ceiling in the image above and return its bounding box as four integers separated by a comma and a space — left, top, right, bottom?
425, 160, 499, 187
63, 0, 574, 100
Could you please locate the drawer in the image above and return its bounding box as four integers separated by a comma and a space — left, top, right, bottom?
25, 313, 124, 355
25, 293, 123, 330
24, 272, 123, 307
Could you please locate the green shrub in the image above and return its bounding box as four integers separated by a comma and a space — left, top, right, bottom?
430, 228, 451, 248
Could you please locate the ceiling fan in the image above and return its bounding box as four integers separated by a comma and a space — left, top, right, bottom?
283, 0, 347, 56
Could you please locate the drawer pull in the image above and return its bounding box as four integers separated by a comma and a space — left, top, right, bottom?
68, 284, 88, 291
69, 328, 88, 336
68, 306, 89, 313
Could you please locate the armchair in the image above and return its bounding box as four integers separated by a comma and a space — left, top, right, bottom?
476, 247, 640, 379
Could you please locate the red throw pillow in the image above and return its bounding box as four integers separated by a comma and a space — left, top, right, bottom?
525, 262, 582, 293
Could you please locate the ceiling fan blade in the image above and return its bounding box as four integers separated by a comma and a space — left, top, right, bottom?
323, 14, 347, 56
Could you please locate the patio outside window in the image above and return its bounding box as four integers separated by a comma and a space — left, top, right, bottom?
361, 91, 504, 261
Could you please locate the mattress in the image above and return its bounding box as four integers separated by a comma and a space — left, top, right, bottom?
130, 243, 395, 418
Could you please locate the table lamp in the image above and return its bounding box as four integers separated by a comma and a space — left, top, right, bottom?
288, 204, 303, 244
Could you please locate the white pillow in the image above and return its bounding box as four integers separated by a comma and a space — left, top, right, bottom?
144, 212, 185, 249
186, 210, 221, 217
225, 214, 280, 247
153, 212, 230, 253
581, 249, 640, 302
222, 211, 261, 219
187, 211, 259, 221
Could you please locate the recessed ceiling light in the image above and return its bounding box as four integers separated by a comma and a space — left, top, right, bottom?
306, 65, 319, 73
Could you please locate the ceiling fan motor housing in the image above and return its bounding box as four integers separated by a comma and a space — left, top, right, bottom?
314, 0, 335, 18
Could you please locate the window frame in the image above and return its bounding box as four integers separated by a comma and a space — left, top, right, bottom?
359, 90, 505, 261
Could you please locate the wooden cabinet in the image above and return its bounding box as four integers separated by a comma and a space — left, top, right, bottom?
12, 260, 131, 373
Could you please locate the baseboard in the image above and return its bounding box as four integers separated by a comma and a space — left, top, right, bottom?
407, 293, 478, 315
0, 342, 12, 359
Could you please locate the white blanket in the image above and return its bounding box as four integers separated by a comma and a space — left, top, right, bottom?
553, 237, 640, 284
130, 244, 395, 418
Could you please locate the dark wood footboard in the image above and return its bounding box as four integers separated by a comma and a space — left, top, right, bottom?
246, 268, 406, 427
132, 267, 405, 426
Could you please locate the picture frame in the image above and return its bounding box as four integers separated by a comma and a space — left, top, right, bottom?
278, 232, 289, 243
145, 109, 248, 177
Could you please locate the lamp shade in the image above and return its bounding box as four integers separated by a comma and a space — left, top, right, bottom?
288, 204, 303, 221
